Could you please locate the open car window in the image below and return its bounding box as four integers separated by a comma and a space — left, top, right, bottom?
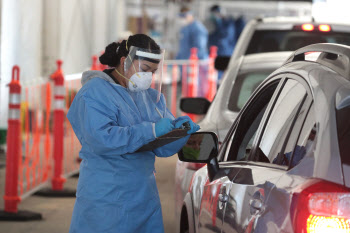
224, 80, 280, 162
276, 102, 316, 169
336, 97, 350, 165
253, 79, 309, 165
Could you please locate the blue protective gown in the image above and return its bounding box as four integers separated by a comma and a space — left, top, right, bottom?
176, 20, 208, 60
67, 71, 189, 233
208, 17, 236, 56
235, 16, 246, 41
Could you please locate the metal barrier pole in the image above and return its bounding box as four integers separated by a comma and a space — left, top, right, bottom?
181, 64, 188, 98
35, 60, 75, 197
91, 55, 99, 70
0, 66, 42, 221
4, 66, 21, 212
52, 60, 66, 191
187, 48, 198, 121
206, 46, 218, 102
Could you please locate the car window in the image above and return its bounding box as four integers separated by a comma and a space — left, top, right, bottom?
256, 79, 308, 165
228, 70, 273, 112
279, 104, 316, 168
336, 100, 350, 165
246, 30, 350, 55
290, 107, 317, 168
224, 80, 280, 162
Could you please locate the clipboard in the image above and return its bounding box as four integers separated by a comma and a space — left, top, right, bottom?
136, 129, 189, 152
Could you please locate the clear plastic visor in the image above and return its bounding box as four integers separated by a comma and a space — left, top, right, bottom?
125, 46, 164, 103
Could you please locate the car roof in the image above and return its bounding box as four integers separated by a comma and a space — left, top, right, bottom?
269, 60, 350, 104
254, 17, 350, 32
239, 51, 293, 71
260, 16, 313, 23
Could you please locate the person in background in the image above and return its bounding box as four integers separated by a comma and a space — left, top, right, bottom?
67, 34, 199, 233
205, 5, 237, 83
235, 15, 246, 42
176, 6, 209, 97
206, 5, 236, 57
176, 6, 208, 60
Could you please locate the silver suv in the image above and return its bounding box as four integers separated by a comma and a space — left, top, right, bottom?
177, 43, 350, 233
231, 17, 350, 62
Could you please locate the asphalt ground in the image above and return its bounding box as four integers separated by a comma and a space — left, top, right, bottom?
0, 153, 178, 233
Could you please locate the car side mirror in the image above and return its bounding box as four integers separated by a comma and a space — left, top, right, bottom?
214, 56, 231, 71
178, 132, 219, 163
179, 132, 220, 182
180, 98, 211, 115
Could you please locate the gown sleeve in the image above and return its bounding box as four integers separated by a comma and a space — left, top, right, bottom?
67, 95, 156, 156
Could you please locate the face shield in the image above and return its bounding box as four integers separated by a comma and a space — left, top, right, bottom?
124, 46, 164, 104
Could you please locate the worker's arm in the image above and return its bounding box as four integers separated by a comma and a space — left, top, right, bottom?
68, 95, 156, 156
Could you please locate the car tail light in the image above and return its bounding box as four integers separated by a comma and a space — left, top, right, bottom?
307, 215, 349, 232
291, 180, 350, 233
318, 24, 331, 32
302, 24, 315, 31
185, 162, 206, 170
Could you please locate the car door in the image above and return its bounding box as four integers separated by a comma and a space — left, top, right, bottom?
219, 75, 313, 233
258, 103, 317, 233
196, 77, 283, 233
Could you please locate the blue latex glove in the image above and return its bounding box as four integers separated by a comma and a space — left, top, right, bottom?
155, 118, 175, 137
174, 116, 200, 134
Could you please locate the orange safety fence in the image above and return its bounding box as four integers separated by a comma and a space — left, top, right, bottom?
1, 63, 81, 220
162, 45, 218, 120
18, 82, 54, 199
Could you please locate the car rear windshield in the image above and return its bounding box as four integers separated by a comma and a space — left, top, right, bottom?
336, 103, 350, 165
246, 30, 350, 54
228, 70, 273, 112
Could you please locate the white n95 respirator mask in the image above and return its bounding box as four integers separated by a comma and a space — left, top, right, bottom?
127, 72, 153, 92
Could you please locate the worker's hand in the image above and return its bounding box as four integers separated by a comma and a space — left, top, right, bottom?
155, 118, 175, 137
174, 116, 200, 134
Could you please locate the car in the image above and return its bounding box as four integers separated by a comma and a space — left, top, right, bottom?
174, 51, 292, 233
175, 17, 350, 233
230, 17, 350, 63
211, 17, 350, 88
177, 43, 350, 233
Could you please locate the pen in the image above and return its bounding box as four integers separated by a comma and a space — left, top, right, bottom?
155, 107, 163, 118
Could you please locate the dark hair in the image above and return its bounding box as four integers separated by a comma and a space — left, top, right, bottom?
180, 6, 191, 13
210, 5, 221, 13
99, 34, 160, 67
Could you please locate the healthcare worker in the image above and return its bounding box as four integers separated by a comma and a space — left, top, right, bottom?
206, 5, 236, 57
205, 5, 238, 83
175, 6, 208, 60
67, 34, 199, 233
176, 6, 209, 97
